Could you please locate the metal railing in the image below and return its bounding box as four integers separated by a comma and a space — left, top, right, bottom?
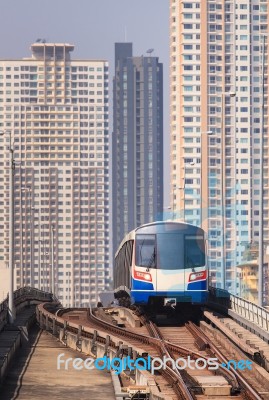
0, 287, 54, 328
209, 286, 269, 333
230, 294, 269, 332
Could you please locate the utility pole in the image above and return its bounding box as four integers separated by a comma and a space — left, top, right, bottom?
258, 34, 266, 307
0, 130, 15, 323
51, 225, 55, 295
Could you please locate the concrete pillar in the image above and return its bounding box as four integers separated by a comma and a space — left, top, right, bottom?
116, 341, 123, 358
45, 314, 49, 331
128, 347, 132, 357
40, 314, 44, 330
104, 334, 110, 356
52, 318, 57, 335
62, 321, 68, 342
91, 329, 98, 355
76, 325, 82, 349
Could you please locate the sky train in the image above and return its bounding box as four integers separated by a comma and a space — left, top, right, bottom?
114, 221, 208, 306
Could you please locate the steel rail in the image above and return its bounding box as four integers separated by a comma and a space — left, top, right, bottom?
38, 305, 194, 400
88, 308, 194, 400
37, 304, 262, 400
89, 308, 241, 397
147, 321, 195, 400
187, 322, 263, 400
143, 317, 240, 391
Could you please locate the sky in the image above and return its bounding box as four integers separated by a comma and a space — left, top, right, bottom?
0, 0, 170, 204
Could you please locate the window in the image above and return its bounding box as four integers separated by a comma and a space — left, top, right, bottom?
184, 86, 193, 92
157, 233, 183, 270
184, 24, 193, 29
135, 234, 156, 268
183, 13, 193, 19
184, 34, 193, 39
185, 235, 205, 268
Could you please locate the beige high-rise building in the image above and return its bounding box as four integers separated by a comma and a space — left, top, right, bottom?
170, 0, 268, 295
0, 43, 110, 307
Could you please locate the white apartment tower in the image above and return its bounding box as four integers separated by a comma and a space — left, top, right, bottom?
0, 43, 110, 307
170, 1, 269, 294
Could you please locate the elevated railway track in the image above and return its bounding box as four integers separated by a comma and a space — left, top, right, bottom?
1, 287, 269, 399
37, 302, 269, 399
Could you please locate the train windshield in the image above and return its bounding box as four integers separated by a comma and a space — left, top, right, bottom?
157, 233, 182, 270
135, 232, 205, 270
184, 235, 205, 268
135, 234, 156, 268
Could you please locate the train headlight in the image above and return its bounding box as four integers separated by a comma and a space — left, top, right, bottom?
189, 271, 206, 282
134, 270, 152, 282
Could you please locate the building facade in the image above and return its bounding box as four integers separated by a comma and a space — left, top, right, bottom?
237, 263, 259, 304
0, 43, 110, 307
112, 43, 163, 254
170, 0, 269, 294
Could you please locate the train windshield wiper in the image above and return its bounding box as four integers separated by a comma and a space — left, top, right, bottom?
139, 239, 145, 265
186, 256, 197, 270
146, 247, 156, 271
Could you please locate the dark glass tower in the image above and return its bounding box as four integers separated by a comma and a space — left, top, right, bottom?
112, 43, 163, 255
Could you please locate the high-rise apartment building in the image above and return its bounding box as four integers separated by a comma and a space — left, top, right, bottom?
170, 1, 268, 295
0, 43, 110, 307
112, 43, 163, 254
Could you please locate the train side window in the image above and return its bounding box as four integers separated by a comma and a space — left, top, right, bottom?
184, 235, 205, 269
135, 234, 156, 268
125, 240, 133, 268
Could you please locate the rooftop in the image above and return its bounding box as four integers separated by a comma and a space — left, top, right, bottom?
30, 42, 75, 60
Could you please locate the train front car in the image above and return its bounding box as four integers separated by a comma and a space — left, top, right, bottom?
131, 221, 208, 306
